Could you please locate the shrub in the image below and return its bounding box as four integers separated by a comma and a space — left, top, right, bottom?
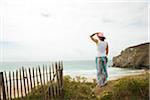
64, 75, 97, 100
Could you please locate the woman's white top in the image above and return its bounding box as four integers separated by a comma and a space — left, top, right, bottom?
97, 41, 108, 57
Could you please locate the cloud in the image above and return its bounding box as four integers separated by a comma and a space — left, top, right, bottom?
127, 20, 147, 27
41, 12, 50, 17
1, 0, 148, 61
101, 18, 115, 23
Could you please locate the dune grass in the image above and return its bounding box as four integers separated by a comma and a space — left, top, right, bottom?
14, 72, 149, 100
64, 75, 97, 100
64, 72, 149, 100
94, 72, 149, 100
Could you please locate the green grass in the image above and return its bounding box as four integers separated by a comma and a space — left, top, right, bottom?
13, 72, 149, 100
98, 72, 149, 100
63, 75, 97, 100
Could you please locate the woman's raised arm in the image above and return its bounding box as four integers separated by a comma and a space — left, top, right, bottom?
90, 33, 98, 44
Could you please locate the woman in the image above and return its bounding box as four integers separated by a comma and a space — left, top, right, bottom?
90, 32, 109, 87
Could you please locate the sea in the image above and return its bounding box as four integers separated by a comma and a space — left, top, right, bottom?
0, 60, 145, 81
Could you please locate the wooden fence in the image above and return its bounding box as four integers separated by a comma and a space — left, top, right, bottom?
0, 61, 63, 100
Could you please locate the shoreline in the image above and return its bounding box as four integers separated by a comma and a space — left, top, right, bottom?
64, 69, 148, 82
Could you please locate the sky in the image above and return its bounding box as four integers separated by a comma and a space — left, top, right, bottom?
0, 0, 149, 62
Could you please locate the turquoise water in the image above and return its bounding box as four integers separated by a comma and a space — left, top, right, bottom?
0, 60, 145, 80
0, 60, 109, 72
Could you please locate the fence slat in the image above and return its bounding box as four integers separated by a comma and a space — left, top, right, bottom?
46, 66, 48, 84
38, 67, 42, 86
4, 71, 9, 99
36, 67, 39, 89
38, 66, 45, 100
0, 72, 6, 100
43, 65, 46, 100
25, 69, 29, 94
55, 62, 60, 96
28, 68, 32, 92
52, 63, 56, 98
58, 61, 62, 95
32, 67, 35, 89
49, 65, 53, 99
43, 65, 45, 85
19, 69, 23, 98
9, 71, 12, 99
13, 71, 16, 99
61, 61, 64, 98
22, 67, 27, 97
16, 70, 19, 98
54, 63, 57, 97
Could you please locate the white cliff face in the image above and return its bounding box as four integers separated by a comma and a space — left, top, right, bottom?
112, 43, 149, 69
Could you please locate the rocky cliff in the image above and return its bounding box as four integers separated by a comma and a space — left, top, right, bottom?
112, 42, 149, 69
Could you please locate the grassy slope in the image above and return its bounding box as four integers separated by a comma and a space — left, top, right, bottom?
94, 72, 149, 100
17, 72, 149, 100
64, 72, 149, 100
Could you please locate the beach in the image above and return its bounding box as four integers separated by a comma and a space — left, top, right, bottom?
64, 68, 147, 82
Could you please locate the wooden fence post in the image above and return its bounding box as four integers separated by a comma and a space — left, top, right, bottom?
0, 72, 6, 100
16, 70, 19, 98
49, 65, 53, 99
4, 71, 8, 99
19, 69, 23, 98
32, 67, 35, 89
43, 65, 46, 100
22, 67, 27, 97
13, 71, 16, 99
36, 67, 39, 90
58, 61, 62, 95
60, 61, 64, 98
25, 69, 29, 94
38, 66, 42, 86
28, 68, 32, 92
38, 66, 45, 100
9, 71, 12, 99
52, 63, 56, 98
55, 62, 60, 96
46, 66, 48, 84
43, 65, 45, 86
